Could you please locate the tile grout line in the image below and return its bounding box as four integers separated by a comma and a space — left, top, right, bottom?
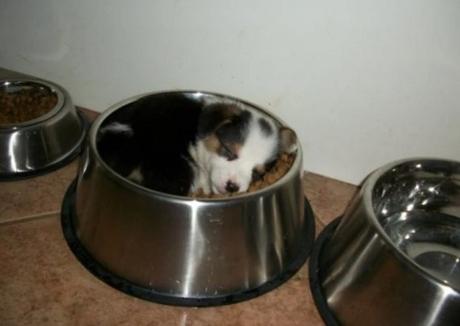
0, 210, 60, 226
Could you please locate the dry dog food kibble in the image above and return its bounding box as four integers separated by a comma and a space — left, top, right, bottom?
248, 153, 295, 192
192, 153, 295, 198
0, 86, 58, 125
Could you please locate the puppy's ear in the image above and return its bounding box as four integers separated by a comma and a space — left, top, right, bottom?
279, 127, 298, 154
198, 104, 241, 138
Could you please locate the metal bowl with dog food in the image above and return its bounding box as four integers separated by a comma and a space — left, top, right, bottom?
309, 158, 460, 325
0, 78, 87, 179
61, 91, 315, 306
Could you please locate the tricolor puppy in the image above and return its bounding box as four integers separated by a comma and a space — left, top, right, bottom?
97, 94, 297, 196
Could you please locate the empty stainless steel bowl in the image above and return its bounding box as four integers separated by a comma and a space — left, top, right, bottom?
61, 91, 315, 306
311, 158, 460, 326
0, 78, 86, 179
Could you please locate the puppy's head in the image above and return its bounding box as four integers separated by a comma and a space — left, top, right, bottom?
196, 103, 297, 194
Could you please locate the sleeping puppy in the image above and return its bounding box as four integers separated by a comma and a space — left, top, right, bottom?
97, 93, 297, 196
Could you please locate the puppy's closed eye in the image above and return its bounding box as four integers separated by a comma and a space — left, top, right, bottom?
213, 110, 250, 161
218, 141, 238, 161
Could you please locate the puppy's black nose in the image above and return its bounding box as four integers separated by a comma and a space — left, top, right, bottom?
225, 181, 240, 193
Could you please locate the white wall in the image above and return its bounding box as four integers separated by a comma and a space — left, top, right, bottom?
1, 0, 459, 184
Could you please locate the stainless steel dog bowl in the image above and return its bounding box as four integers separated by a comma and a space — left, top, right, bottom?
61, 91, 315, 306
310, 158, 460, 325
0, 78, 87, 179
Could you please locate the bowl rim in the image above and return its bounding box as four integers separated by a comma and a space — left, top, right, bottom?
364, 157, 460, 292
87, 90, 303, 203
0, 78, 66, 129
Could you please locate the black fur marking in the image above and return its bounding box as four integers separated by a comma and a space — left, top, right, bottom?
197, 104, 243, 138
97, 93, 202, 196
265, 158, 278, 171
251, 158, 278, 182
251, 169, 264, 182
258, 118, 273, 136
197, 105, 227, 138
215, 110, 251, 146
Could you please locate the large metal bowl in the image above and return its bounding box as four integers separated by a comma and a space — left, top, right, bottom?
311, 159, 460, 325
61, 91, 315, 306
0, 78, 86, 179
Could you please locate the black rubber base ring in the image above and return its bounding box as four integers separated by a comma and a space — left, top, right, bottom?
308, 217, 342, 326
61, 180, 316, 307
0, 111, 89, 182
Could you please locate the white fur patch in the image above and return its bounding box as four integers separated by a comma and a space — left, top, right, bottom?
127, 166, 143, 183
99, 122, 134, 136
189, 143, 212, 195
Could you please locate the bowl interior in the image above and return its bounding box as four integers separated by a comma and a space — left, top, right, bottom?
372, 160, 460, 289
93, 91, 299, 200
0, 80, 62, 127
